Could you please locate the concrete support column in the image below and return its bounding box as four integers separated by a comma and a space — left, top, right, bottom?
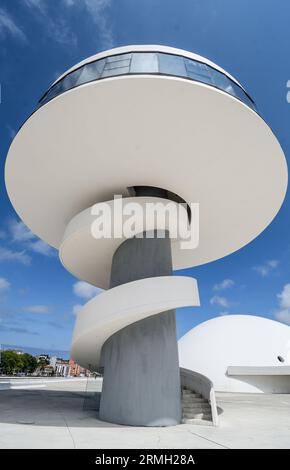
99, 232, 181, 426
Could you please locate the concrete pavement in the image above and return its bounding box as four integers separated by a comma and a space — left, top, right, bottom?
0, 378, 289, 448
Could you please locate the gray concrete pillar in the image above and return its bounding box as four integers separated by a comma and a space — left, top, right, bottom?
99, 232, 181, 426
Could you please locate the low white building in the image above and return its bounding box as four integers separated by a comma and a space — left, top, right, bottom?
178, 315, 290, 393
49, 356, 70, 377
49, 356, 57, 370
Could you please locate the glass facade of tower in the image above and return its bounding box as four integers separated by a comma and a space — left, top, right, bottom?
39, 51, 255, 111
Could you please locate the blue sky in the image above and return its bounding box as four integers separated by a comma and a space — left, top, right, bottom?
1, 0, 290, 353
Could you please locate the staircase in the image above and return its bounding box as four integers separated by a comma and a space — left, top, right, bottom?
181, 387, 213, 425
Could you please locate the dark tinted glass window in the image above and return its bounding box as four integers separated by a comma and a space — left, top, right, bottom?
158, 53, 187, 77
211, 70, 234, 94
39, 51, 255, 112
102, 66, 130, 77
106, 53, 132, 63
185, 60, 211, 77
185, 60, 213, 85
130, 53, 158, 73
231, 82, 254, 109
41, 81, 64, 104
104, 60, 130, 70
76, 59, 105, 85
60, 68, 82, 91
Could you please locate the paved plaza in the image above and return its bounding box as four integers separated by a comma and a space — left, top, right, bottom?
0, 378, 289, 449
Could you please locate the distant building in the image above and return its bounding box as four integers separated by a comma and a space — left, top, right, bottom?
48, 356, 69, 377
36, 354, 50, 362
69, 358, 90, 377
49, 355, 57, 370
55, 359, 70, 377
38, 365, 54, 377
37, 355, 90, 377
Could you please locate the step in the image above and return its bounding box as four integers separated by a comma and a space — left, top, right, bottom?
182, 394, 201, 399
182, 397, 207, 404
182, 390, 201, 397
182, 418, 213, 426
182, 400, 210, 407
183, 411, 212, 419
182, 404, 211, 412
183, 408, 211, 416
182, 392, 204, 398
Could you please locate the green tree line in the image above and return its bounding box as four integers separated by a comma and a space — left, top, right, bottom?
0, 350, 38, 375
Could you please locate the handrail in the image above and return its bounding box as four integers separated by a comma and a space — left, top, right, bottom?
180, 367, 219, 426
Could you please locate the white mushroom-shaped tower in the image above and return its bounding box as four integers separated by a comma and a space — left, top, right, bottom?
5, 45, 287, 426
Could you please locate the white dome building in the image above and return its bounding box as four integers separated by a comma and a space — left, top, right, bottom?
178, 315, 290, 393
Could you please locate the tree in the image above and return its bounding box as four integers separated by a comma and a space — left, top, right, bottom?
0, 350, 22, 375
20, 353, 37, 374
0, 350, 38, 375
37, 357, 49, 373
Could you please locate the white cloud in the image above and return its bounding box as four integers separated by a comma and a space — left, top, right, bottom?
6, 125, 16, 140
253, 259, 279, 277
210, 295, 229, 308
63, 0, 113, 48
274, 284, 290, 325
29, 239, 54, 256
275, 309, 290, 325
0, 277, 11, 293
213, 279, 234, 291
72, 304, 83, 315
24, 0, 77, 46
48, 18, 78, 47
0, 324, 39, 335
0, 8, 26, 41
9, 219, 55, 257
24, 0, 113, 48
63, 0, 76, 5
73, 281, 103, 299
83, 0, 113, 48
0, 247, 31, 265
23, 304, 50, 314
24, 0, 46, 13
10, 219, 34, 243
23, 0, 47, 12
277, 283, 290, 309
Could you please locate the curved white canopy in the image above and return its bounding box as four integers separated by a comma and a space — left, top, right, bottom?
60, 197, 189, 289
5, 68, 288, 276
